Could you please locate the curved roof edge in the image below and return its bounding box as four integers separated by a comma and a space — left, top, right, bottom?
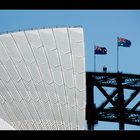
0, 25, 83, 36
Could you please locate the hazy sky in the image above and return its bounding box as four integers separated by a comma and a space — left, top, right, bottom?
0, 10, 140, 130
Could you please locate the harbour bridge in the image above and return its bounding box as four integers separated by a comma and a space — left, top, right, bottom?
86, 71, 140, 130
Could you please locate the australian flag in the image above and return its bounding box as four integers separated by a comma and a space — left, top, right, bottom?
94, 46, 107, 55
118, 37, 131, 47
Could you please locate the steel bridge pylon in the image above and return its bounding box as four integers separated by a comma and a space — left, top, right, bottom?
86, 72, 140, 130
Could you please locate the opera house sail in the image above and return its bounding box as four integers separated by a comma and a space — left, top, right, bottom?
0, 27, 86, 130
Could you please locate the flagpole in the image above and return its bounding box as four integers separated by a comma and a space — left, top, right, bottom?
94, 45, 96, 72
117, 37, 119, 72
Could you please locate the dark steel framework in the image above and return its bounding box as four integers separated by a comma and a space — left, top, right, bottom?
86, 72, 140, 130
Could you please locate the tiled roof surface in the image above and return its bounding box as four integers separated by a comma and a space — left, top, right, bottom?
0, 27, 86, 130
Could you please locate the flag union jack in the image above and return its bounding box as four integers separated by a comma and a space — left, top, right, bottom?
118, 38, 126, 42
95, 46, 102, 51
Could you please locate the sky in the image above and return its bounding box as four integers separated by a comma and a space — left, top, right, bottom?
0, 10, 140, 130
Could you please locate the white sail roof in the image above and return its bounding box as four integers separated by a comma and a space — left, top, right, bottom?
0, 27, 86, 130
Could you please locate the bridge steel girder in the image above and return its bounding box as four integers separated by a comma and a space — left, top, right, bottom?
86, 72, 140, 130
